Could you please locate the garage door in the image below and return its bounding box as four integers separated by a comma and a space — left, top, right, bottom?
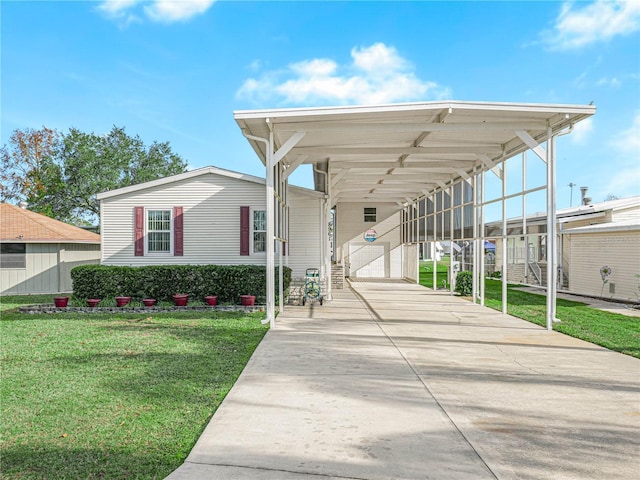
349, 242, 387, 278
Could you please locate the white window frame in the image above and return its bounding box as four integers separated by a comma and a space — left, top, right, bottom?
145, 208, 173, 256
251, 208, 267, 255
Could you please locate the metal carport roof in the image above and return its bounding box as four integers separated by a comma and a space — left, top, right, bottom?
234, 100, 596, 329
235, 100, 595, 204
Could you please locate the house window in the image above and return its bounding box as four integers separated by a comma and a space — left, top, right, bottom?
147, 210, 172, 253
253, 210, 266, 253
364, 207, 377, 222
1, 243, 26, 268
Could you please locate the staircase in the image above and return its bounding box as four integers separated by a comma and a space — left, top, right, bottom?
527, 261, 542, 285
332, 264, 344, 290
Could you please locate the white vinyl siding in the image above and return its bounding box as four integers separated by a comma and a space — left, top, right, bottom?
100, 173, 322, 277
101, 175, 265, 266
612, 206, 640, 223
567, 230, 640, 301
288, 190, 322, 279
336, 202, 402, 279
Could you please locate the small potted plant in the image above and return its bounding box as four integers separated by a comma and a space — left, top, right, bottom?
115, 296, 132, 307
173, 294, 188, 307
204, 295, 218, 306
54, 296, 69, 308
142, 298, 157, 307
87, 298, 101, 308
240, 294, 256, 306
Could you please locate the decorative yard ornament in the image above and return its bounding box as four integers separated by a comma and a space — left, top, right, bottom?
600, 266, 613, 297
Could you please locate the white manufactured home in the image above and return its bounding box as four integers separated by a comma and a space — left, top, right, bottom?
97, 166, 324, 280
486, 196, 640, 302
96, 100, 599, 330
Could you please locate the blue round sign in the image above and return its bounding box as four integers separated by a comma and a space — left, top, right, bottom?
364, 229, 377, 242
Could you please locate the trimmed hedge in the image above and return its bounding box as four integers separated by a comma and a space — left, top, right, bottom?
71, 264, 291, 304
454, 270, 473, 296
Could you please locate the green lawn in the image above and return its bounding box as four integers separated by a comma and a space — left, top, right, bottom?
481, 280, 640, 358
419, 257, 450, 289
450, 278, 639, 358
1, 294, 58, 312
1, 297, 268, 479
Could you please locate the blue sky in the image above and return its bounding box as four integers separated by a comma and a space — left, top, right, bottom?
2, 0, 639, 210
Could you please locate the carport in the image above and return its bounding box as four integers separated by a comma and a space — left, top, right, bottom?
234, 101, 595, 329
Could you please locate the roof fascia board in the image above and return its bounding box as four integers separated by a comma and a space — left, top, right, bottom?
0, 239, 101, 244
234, 101, 596, 120
273, 122, 548, 134
566, 224, 640, 234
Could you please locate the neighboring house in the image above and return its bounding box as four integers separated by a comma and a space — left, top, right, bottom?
96, 166, 324, 279
487, 195, 640, 301
0, 203, 101, 295
563, 219, 640, 302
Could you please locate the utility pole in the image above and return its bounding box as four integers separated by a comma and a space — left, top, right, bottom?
569, 182, 576, 207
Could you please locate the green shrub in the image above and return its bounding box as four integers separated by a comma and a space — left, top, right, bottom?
71, 264, 291, 304
455, 270, 473, 296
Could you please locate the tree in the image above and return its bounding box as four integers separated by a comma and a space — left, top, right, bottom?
1, 126, 188, 225
1, 127, 62, 216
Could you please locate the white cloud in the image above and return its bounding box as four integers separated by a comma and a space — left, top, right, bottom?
99, 0, 215, 24
596, 77, 622, 88
571, 117, 594, 144
145, 0, 215, 22
236, 43, 451, 106
351, 43, 409, 73
602, 112, 640, 196
611, 112, 640, 154
542, 0, 640, 50
99, 0, 139, 15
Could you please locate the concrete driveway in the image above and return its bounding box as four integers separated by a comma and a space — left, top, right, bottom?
167, 281, 640, 480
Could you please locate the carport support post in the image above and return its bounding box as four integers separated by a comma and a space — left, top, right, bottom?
502, 159, 508, 315
325, 161, 333, 302
266, 131, 276, 329
449, 184, 454, 295
433, 193, 437, 291
472, 171, 478, 303
545, 129, 558, 330
523, 152, 528, 285
480, 170, 486, 306
278, 168, 284, 315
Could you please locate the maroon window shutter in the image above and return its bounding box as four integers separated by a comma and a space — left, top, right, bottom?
134, 207, 144, 256
240, 206, 250, 256
174, 206, 184, 256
